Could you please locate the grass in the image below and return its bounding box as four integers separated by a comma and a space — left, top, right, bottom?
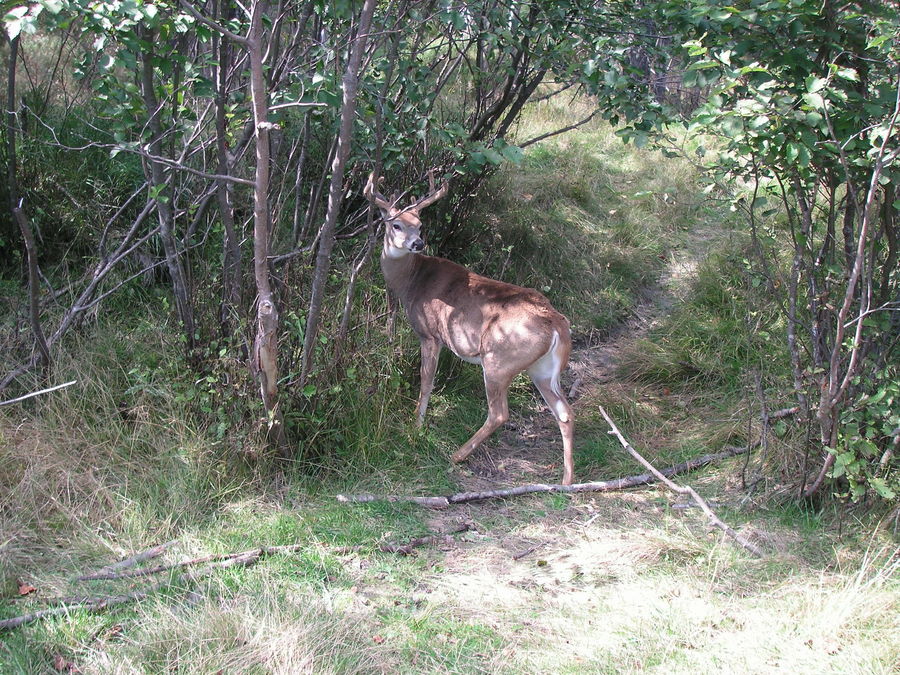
2, 100, 899, 673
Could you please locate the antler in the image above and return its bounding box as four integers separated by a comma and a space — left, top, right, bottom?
364, 173, 394, 211
412, 169, 448, 212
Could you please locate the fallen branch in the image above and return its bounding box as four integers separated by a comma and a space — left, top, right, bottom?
1, 525, 477, 632
0, 552, 259, 632
378, 522, 472, 555
767, 406, 800, 421
336, 444, 752, 507
78, 540, 179, 581
0, 380, 77, 407
512, 541, 547, 561
598, 406, 764, 557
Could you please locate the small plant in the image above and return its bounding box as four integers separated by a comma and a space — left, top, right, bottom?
831, 368, 899, 502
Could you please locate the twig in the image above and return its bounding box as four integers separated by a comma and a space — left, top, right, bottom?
768, 406, 800, 420
77, 551, 238, 582
0, 380, 77, 407
598, 406, 764, 557
336, 444, 753, 506
0, 553, 258, 632
512, 541, 547, 561
76, 524, 473, 584
77, 540, 180, 581
379, 523, 472, 555
1, 524, 477, 632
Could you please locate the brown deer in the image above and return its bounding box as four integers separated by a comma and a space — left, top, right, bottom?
364, 172, 575, 485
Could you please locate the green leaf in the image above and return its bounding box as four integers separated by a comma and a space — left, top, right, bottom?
498, 144, 523, 164
805, 76, 827, 93
40, 0, 63, 13
482, 148, 503, 165
803, 92, 825, 109
831, 65, 858, 81
870, 478, 896, 500
192, 76, 215, 98
688, 59, 720, 71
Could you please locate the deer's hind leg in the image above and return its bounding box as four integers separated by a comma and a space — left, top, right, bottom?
528, 337, 575, 485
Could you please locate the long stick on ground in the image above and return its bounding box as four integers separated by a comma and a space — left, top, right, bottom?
1, 527, 475, 631
336, 445, 753, 507
598, 406, 764, 557
0, 552, 259, 632
77, 540, 179, 581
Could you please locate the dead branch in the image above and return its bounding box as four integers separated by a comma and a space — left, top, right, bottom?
77, 540, 180, 581
767, 406, 800, 420
0, 380, 77, 407
378, 522, 472, 555
77, 551, 239, 582
512, 541, 547, 561
0, 524, 479, 632
0, 552, 259, 632
598, 406, 764, 557
336, 444, 752, 507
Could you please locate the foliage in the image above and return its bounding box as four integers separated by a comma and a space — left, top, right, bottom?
580, 0, 900, 503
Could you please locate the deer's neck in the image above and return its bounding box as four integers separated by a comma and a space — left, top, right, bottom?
380, 242, 422, 305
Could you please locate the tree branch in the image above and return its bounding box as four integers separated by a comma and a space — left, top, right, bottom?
77, 540, 179, 581
0, 380, 76, 407
598, 406, 764, 557
0, 552, 259, 632
178, 0, 251, 46
336, 444, 754, 507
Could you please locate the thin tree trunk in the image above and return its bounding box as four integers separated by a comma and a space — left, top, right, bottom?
214, 4, 242, 339
335, 20, 397, 359
13, 206, 50, 377
139, 36, 196, 352
7, 35, 50, 378
6, 34, 20, 215
247, 0, 283, 444
299, 0, 377, 388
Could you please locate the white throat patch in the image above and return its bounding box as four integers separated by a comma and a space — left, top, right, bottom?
383, 242, 411, 259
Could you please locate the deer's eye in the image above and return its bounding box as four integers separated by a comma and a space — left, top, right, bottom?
392, 223, 402, 230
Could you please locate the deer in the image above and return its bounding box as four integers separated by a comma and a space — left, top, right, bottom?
364, 172, 575, 485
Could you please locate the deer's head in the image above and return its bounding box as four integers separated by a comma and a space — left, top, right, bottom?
365, 172, 448, 258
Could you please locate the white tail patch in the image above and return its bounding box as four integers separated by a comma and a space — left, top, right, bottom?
528, 330, 570, 423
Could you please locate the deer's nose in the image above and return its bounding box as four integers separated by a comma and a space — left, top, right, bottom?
410, 238, 425, 252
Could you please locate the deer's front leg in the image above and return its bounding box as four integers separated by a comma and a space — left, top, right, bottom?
451, 365, 514, 463
415, 338, 441, 426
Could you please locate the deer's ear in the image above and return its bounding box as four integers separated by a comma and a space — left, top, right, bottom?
377, 205, 398, 221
